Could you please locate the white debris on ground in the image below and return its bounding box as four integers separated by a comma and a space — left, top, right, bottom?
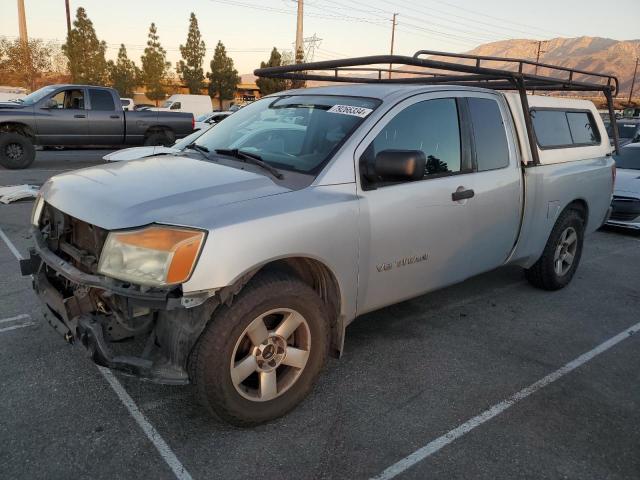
0, 185, 39, 204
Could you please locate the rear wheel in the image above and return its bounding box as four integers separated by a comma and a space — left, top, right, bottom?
143, 130, 173, 146
0, 133, 35, 169
189, 272, 329, 426
525, 209, 585, 290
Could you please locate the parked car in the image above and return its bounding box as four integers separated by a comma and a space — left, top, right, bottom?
151, 94, 212, 117
120, 98, 135, 111
607, 119, 640, 147
134, 103, 154, 111
103, 127, 210, 162
622, 107, 640, 118
194, 111, 233, 130
0, 84, 194, 169
22, 76, 614, 426
607, 144, 640, 229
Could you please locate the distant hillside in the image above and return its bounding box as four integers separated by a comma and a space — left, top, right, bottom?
465, 37, 640, 98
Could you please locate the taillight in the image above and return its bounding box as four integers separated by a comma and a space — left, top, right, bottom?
611, 162, 616, 193
192, 115, 195, 130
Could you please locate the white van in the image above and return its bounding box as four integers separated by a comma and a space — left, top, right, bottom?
152, 94, 212, 117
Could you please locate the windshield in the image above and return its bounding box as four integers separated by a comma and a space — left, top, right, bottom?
161, 100, 174, 108
196, 113, 211, 122
192, 95, 380, 173
615, 148, 640, 170
16, 85, 58, 105
173, 127, 210, 149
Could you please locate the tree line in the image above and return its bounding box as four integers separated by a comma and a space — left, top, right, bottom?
1, 7, 299, 106
60, 7, 242, 108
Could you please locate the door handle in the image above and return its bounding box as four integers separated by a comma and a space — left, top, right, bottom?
73, 114, 86, 118
109, 115, 120, 119
452, 188, 475, 201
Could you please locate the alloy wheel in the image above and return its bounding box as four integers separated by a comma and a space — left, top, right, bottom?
230, 308, 311, 402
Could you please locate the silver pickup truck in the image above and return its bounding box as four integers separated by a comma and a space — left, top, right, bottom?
0, 84, 194, 169
21, 53, 617, 426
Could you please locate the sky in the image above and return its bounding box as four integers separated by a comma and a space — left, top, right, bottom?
1, 0, 638, 76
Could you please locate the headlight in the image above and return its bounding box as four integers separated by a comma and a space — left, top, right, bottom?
31, 195, 45, 226
98, 226, 205, 287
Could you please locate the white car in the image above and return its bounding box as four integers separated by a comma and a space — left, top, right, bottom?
608, 143, 640, 229
150, 94, 212, 118
194, 111, 233, 130
120, 98, 135, 111
103, 127, 209, 162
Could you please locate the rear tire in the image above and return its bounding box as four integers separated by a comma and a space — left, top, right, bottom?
189, 272, 329, 426
0, 133, 36, 169
143, 131, 173, 146
525, 209, 585, 290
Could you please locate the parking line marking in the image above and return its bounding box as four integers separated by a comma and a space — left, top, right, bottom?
372, 320, 640, 480
0, 322, 35, 333
97, 366, 193, 480
0, 227, 23, 260
0, 314, 31, 324
0, 227, 191, 479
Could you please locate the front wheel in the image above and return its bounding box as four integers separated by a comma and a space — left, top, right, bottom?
0, 133, 36, 169
526, 209, 585, 290
189, 272, 329, 426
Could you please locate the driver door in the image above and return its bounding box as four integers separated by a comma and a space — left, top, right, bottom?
355, 92, 476, 315
35, 87, 89, 145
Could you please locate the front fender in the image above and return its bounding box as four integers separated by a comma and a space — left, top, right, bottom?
183, 184, 360, 324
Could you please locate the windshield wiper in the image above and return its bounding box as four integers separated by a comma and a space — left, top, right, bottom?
184, 143, 210, 159
214, 148, 284, 179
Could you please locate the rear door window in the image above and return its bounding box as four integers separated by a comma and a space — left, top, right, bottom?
468, 97, 510, 171
89, 89, 115, 111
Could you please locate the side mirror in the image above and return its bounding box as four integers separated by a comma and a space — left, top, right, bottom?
363, 149, 426, 183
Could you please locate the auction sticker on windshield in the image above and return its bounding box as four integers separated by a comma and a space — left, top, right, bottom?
327, 104, 373, 117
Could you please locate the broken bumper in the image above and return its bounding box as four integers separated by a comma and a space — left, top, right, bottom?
21, 234, 214, 385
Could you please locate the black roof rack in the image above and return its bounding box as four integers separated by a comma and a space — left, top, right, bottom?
255, 50, 620, 162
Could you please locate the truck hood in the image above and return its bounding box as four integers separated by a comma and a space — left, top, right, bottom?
0, 101, 25, 109
41, 155, 291, 230
615, 168, 640, 197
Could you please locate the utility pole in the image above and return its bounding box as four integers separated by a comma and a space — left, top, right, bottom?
388, 13, 398, 79
295, 0, 304, 63
629, 57, 639, 105
532, 40, 546, 95
65, 0, 72, 35
17, 0, 28, 46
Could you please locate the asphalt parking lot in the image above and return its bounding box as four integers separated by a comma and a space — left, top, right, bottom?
1, 149, 639, 480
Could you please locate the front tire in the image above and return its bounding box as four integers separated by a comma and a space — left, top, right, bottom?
0, 133, 36, 169
189, 272, 329, 426
526, 209, 585, 290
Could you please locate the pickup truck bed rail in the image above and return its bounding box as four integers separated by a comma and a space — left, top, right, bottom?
254, 50, 621, 164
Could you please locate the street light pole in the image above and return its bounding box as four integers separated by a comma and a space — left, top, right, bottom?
65, 0, 72, 35
388, 13, 397, 79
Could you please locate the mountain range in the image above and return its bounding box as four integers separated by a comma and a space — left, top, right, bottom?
246, 36, 639, 101
465, 37, 640, 99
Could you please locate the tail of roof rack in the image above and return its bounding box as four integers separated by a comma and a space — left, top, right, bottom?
254, 50, 621, 161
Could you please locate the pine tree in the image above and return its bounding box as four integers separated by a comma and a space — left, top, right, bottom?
62, 7, 108, 84
140, 23, 171, 105
177, 13, 206, 94
207, 41, 240, 110
255, 47, 287, 96
108, 45, 140, 98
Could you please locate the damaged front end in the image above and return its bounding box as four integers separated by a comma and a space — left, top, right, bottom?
21, 202, 218, 384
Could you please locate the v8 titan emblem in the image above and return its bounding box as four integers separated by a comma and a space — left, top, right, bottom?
376, 253, 428, 272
